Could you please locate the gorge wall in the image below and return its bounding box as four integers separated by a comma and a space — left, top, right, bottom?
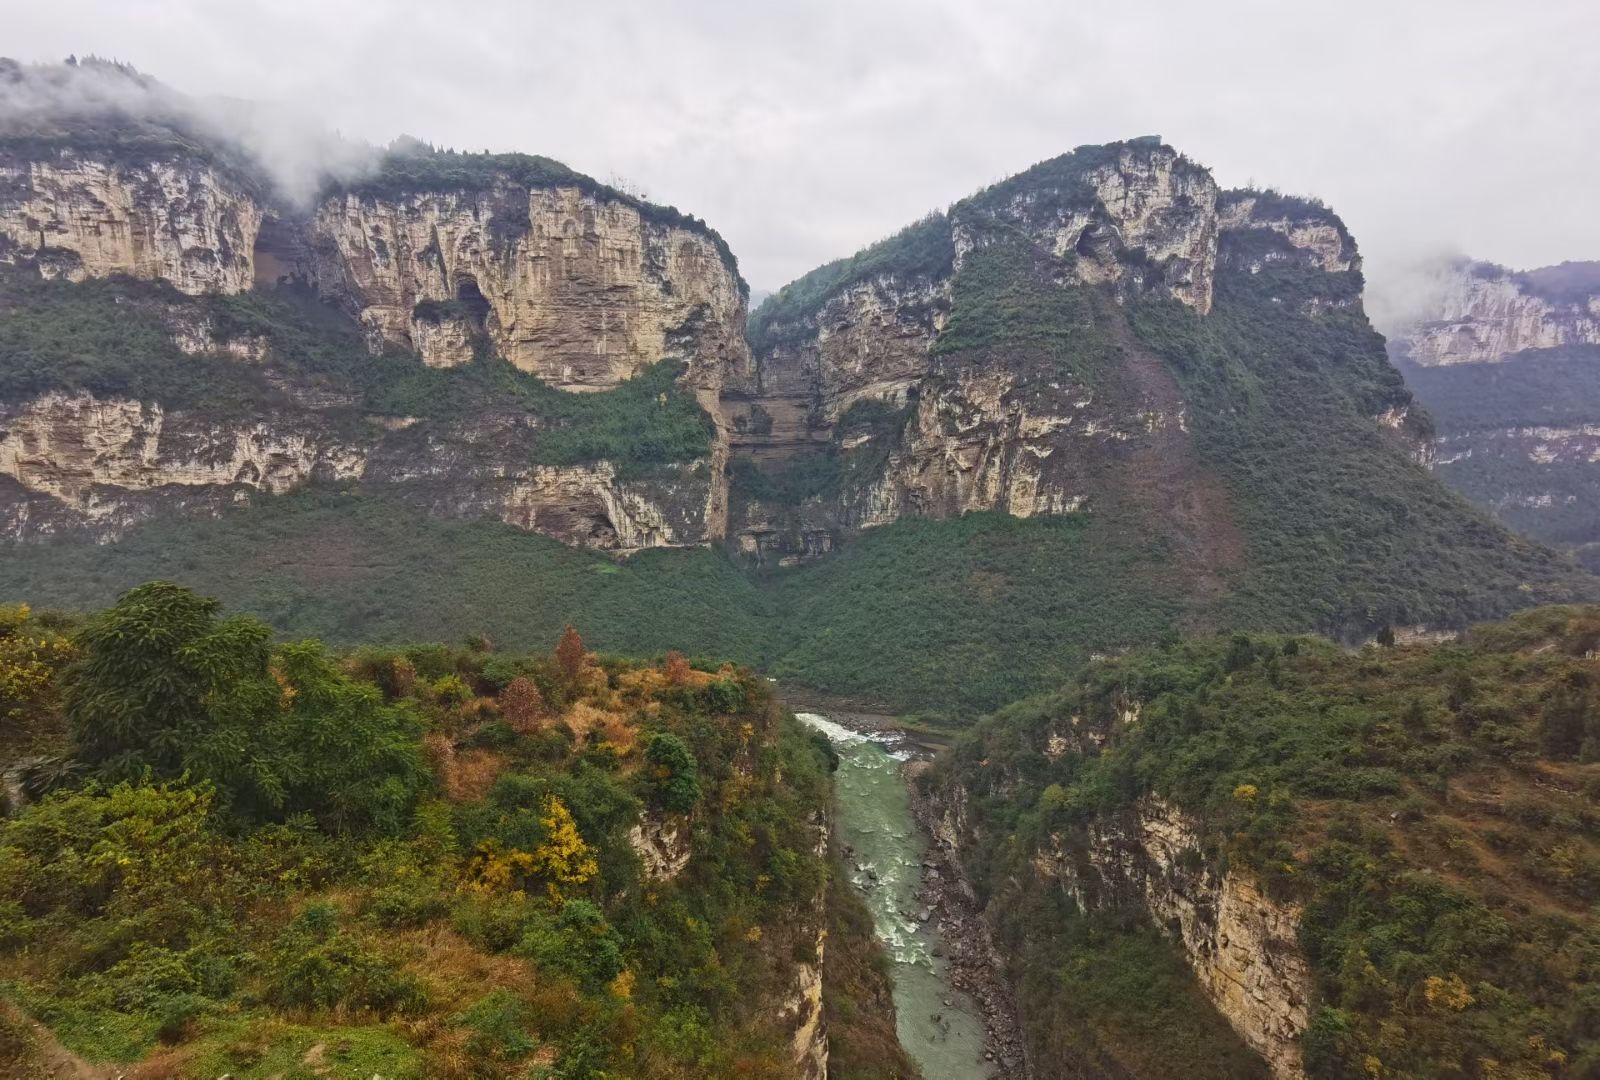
929, 711, 1308, 1079
725, 140, 1375, 566
0, 124, 749, 550
1391, 259, 1600, 565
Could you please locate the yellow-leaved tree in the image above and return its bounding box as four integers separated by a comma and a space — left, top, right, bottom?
468, 794, 598, 897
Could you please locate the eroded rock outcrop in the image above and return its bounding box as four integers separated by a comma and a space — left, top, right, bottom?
1397, 260, 1600, 368
626, 816, 691, 881
0, 154, 263, 294
311, 184, 750, 390
1032, 797, 1313, 1079
0, 391, 712, 549
785, 816, 831, 1080
1390, 259, 1600, 558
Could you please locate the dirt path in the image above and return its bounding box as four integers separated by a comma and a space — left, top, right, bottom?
0, 999, 117, 1079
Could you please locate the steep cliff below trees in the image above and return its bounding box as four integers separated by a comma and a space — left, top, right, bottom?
933, 606, 1600, 1078
1391, 258, 1600, 569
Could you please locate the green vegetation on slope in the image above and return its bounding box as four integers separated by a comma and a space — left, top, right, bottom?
0, 493, 1183, 716
746, 213, 953, 350
1131, 265, 1590, 635
1396, 347, 1600, 558
1397, 347, 1600, 431
942, 606, 1600, 1078
0, 584, 835, 1077
0, 491, 774, 665
0, 268, 717, 473
767, 512, 1184, 714
996, 893, 1268, 1079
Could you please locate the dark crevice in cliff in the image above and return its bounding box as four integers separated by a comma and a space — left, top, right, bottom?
454, 274, 492, 334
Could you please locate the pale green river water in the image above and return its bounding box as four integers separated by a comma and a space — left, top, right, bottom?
798, 713, 996, 1079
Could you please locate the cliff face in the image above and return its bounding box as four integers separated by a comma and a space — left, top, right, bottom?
311, 185, 750, 389
0, 152, 262, 294
0, 391, 713, 549
0, 139, 746, 551
1398, 260, 1600, 367
730, 141, 1348, 565
1031, 797, 1312, 1079
931, 731, 1305, 1079
1392, 259, 1600, 564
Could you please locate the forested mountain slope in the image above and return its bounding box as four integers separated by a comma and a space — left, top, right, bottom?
0, 59, 1591, 713
932, 605, 1600, 1077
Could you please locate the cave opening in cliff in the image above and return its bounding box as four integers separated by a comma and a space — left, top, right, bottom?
252, 216, 304, 290
455, 275, 492, 333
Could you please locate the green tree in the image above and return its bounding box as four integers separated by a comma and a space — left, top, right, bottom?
644, 732, 700, 813
64, 581, 278, 782
63, 582, 424, 831
271, 639, 428, 833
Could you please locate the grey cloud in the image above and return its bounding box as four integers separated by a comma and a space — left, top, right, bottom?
4, 0, 1597, 303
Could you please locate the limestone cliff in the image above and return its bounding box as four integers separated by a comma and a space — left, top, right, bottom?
1030, 797, 1312, 1079
310, 183, 750, 390
0, 391, 713, 549
730, 139, 1362, 565
0, 151, 262, 294
778, 808, 831, 1080
930, 713, 1311, 1079
1396, 259, 1600, 367
0, 130, 747, 551
1392, 258, 1600, 563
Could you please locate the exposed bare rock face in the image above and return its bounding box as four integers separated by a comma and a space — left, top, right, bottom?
0, 391, 714, 549
730, 139, 1370, 565
1031, 797, 1313, 1079
626, 816, 692, 881
1217, 192, 1358, 276
311, 184, 751, 390
779, 808, 831, 1080
0, 152, 263, 294
1390, 258, 1600, 564
930, 711, 1311, 1079
954, 141, 1221, 312
1396, 260, 1600, 368
0, 124, 748, 552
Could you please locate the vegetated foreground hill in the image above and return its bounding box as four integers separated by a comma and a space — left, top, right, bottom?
1388, 257, 1600, 571
0, 62, 1593, 714
0, 584, 927, 1080
931, 605, 1600, 1079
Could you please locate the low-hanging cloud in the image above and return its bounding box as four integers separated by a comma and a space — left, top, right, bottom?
2, 0, 1597, 308
0, 56, 377, 206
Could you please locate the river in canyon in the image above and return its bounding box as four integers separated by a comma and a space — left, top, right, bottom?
797, 712, 998, 1079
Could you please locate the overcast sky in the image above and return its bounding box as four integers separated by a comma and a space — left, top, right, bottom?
9, 0, 1598, 310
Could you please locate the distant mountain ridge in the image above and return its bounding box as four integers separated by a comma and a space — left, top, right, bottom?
1389, 256, 1600, 568
0, 60, 1592, 712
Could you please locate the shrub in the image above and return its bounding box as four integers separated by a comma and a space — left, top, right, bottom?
643, 733, 700, 813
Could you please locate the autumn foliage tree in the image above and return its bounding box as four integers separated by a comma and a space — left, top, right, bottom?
555, 625, 585, 686
663, 650, 691, 686
499, 675, 546, 733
